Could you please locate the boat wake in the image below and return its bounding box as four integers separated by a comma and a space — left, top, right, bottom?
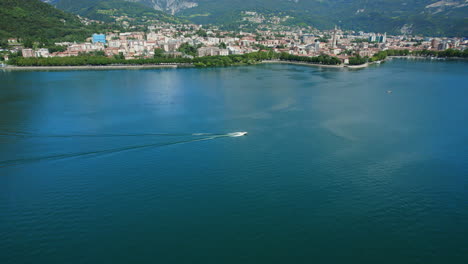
0, 131, 224, 138
0, 131, 248, 168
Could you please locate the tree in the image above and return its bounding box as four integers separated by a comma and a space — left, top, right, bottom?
317, 36, 329, 43
370, 51, 387, 62
177, 43, 199, 57
47, 45, 67, 53
154, 48, 165, 58
23, 39, 34, 48
90, 50, 106, 57
114, 52, 125, 60
196, 29, 207, 38
218, 42, 227, 49
348, 55, 367, 65
0, 39, 8, 49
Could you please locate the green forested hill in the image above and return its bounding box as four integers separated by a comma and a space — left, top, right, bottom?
177, 0, 467, 36
49, 0, 187, 24
38, 0, 468, 36
0, 0, 93, 40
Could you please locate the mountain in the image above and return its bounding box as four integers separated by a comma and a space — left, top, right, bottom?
126, 0, 198, 15
46, 0, 187, 24
176, 0, 468, 36
0, 0, 90, 40
45, 0, 468, 36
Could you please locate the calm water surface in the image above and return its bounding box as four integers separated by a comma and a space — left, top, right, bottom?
1, 60, 467, 263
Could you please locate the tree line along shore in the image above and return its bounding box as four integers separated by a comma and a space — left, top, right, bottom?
4, 49, 467, 69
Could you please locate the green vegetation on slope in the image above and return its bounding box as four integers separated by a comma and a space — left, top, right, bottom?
0, 0, 119, 42
41, 0, 467, 36
177, 0, 468, 36
53, 0, 187, 24
0, 0, 84, 40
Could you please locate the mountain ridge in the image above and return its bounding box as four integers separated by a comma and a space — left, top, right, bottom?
42, 0, 468, 36
126, 0, 198, 15
47, 0, 186, 24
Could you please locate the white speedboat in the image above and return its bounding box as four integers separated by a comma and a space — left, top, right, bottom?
229, 132, 248, 137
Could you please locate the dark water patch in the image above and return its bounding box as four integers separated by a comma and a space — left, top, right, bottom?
302, 82, 317, 87
286, 73, 309, 81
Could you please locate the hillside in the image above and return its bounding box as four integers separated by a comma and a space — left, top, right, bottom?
0, 0, 92, 40
47, 0, 187, 24
39, 0, 467, 36
125, 0, 198, 15
176, 0, 468, 36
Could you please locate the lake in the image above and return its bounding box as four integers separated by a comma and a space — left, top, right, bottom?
1, 59, 467, 263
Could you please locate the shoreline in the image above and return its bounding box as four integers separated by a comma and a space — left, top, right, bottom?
1, 64, 182, 71
2, 61, 347, 71
2, 56, 465, 72
260, 60, 344, 69
345, 63, 369, 69
388, 56, 468, 61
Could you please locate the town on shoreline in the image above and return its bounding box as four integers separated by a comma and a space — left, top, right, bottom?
1, 15, 467, 69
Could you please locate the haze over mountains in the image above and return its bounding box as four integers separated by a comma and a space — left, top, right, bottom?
36, 0, 468, 36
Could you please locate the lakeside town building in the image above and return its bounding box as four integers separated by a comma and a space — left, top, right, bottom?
12, 20, 467, 62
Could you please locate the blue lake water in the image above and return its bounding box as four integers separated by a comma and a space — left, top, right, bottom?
1, 59, 467, 263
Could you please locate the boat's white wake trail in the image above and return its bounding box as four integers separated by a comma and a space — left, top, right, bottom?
0, 131, 247, 168
0, 130, 246, 138
0, 131, 224, 138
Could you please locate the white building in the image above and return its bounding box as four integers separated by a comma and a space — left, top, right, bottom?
198, 47, 229, 57
35, 48, 50, 58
